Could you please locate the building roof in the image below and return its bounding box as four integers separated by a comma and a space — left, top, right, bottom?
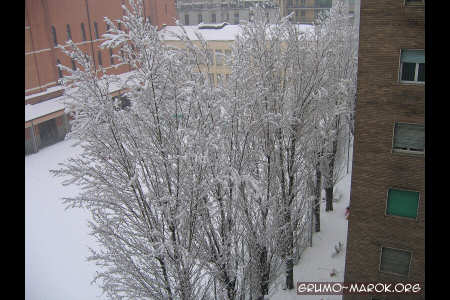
160, 23, 243, 41
25, 70, 136, 123
159, 22, 314, 41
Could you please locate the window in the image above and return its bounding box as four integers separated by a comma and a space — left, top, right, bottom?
71, 58, 76, 70
208, 73, 215, 85
113, 95, 131, 110
66, 24, 72, 41
301, 0, 306, 5
185, 14, 189, 25
217, 73, 222, 85
405, 0, 424, 4
225, 49, 232, 65
386, 188, 419, 219
51, 25, 58, 46
215, 50, 223, 66
234, 13, 239, 24
206, 49, 214, 65
400, 50, 424, 83
94, 21, 99, 39
97, 51, 103, 66
81, 23, 87, 41
109, 48, 114, 65
392, 123, 424, 153
198, 14, 203, 23
212, 13, 216, 23
106, 23, 110, 32
380, 247, 411, 276
315, 0, 332, 8
301, 10, 306, 17
56, 59, 63, 78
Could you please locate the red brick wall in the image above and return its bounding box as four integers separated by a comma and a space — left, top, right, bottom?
343, 1, 425, 299
25, 0, 175, 97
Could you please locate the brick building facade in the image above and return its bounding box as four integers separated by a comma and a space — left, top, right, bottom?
25, 0, 176, 154
343, 1, 425, 299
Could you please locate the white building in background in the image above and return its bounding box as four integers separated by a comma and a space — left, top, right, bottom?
176, 0, 279, 25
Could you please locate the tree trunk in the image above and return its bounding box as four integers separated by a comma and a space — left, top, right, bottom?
325, 138, 338, 212
325, 186, 333, 211
314, 164, 322, 231
259, 245, 269, 296
284, 211, 294, 290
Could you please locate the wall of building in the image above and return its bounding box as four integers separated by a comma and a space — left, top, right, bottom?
163, 39, 233, 86
343, 1, 424, 299
25, 0, 176, 98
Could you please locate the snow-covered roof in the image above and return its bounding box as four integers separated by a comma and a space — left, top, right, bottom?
25, 70, 137, 123
25, 97, 66, 122
160, 23, 242, 41
159, 23, 315, 42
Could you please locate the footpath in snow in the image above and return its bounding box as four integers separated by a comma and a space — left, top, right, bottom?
271, 138, 353, 300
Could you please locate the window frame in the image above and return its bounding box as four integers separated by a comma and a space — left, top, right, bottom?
385, 187, 420, 221
398, 49, 425, 85
391, 122, 425, 155
378, 246, 413, 277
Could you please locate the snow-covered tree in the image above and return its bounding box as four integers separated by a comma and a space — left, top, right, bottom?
51, 0, 358, 298
314, 0, 359, 212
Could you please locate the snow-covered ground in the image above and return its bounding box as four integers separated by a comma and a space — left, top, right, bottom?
25, 140, 106, 300
25, 136, 353, 300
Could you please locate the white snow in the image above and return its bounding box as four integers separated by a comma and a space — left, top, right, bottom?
25, 139, 106, 300
24, 70, 137, 123
159, 23, 314, 42
25, 135, 353, 300
25, 98, 66, 122
270, 138, 353, 300
160, 24, 243, 41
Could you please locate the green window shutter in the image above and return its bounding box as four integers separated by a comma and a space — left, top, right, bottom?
387, 189, 419, 219
393, 123, 425, 152
401, 50, 425, 63
380, 247, 411, 276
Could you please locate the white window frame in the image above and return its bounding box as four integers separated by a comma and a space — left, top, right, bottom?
398, 49, 425, 85
378, 246, 413, 277
391, 122, 425, 155
384, 187, 420, 221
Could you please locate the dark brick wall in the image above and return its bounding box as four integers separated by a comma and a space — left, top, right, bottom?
343, 1, 424, 299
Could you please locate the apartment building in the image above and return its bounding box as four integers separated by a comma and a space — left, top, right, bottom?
159, 23, 237, 85
25, 0, 176, 155
176, 0, 279, 25
343, 1, 425, 299
278, 0, 358, 24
